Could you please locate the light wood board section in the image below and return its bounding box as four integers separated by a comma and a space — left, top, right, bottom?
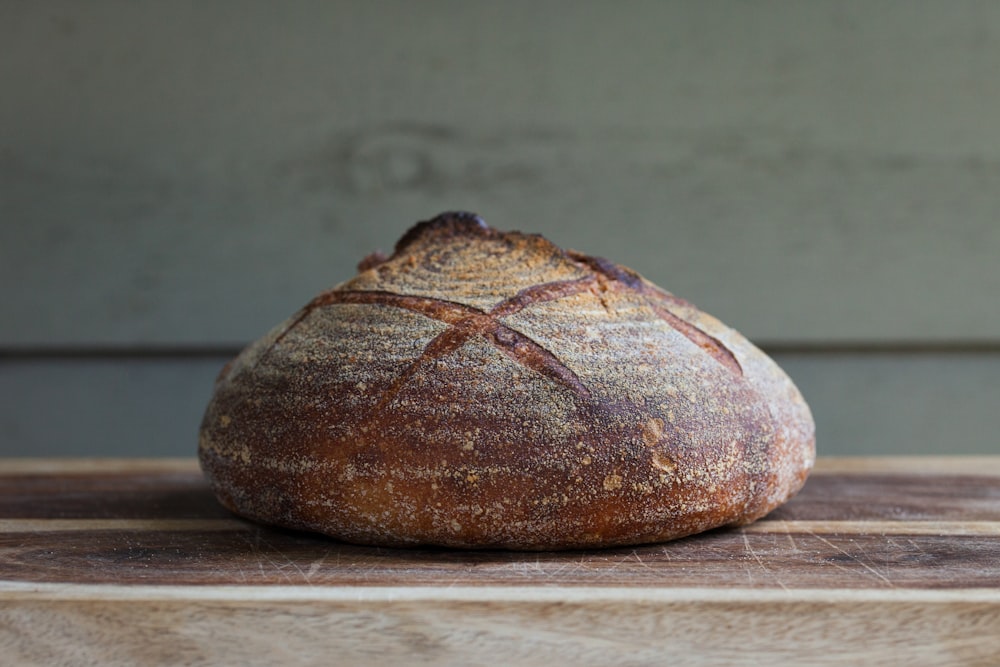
1, 588, 998, 667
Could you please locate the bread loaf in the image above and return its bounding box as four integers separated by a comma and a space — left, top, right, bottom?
199, 212, 815, 549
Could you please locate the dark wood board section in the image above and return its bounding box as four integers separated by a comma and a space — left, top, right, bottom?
2, 457, 1000, 589
3, 525, 1000, 590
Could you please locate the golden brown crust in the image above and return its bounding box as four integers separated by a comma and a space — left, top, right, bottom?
199, 212, 815, 549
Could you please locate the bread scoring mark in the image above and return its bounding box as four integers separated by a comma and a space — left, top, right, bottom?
568, 251, 743, 377
264, 291, 471, 360
298, 278, 599, 405
261, 240, 742, 416
490, 276, 599, 317
646, 301, 743, 376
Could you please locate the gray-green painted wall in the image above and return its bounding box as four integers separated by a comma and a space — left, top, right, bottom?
2, 1, 998, 457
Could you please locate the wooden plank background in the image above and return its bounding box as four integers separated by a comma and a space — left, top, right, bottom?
1, 1, 998, 456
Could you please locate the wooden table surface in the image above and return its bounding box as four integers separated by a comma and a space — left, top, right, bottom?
2, 457, 999, 666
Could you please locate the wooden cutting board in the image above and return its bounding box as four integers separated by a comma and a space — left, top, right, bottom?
2, 457, 999, 666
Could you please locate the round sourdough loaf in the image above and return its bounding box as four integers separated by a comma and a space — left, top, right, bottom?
199, 212, 815, 549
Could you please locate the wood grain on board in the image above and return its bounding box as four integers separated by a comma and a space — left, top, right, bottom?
1, 458, 999, 665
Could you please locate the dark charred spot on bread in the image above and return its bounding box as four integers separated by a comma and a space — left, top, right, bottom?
357, 250, 389, 273
393, 211, 492, 253
392, 212, 572, 269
